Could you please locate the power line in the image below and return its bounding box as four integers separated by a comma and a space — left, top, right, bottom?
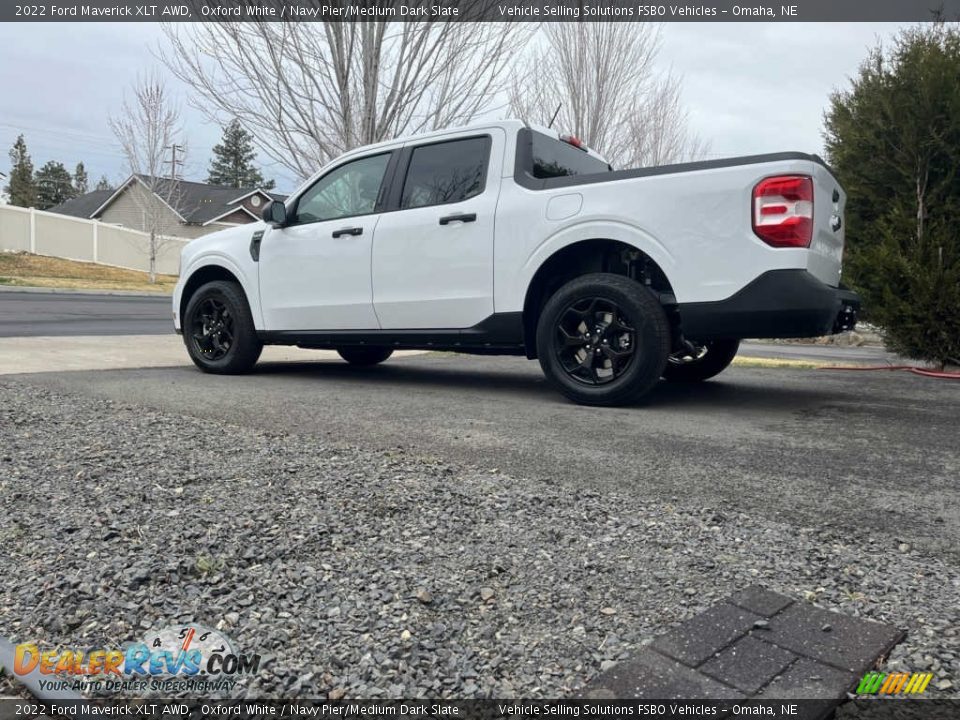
0, 121, 119, 149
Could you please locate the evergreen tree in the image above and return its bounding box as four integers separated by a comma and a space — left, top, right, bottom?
35, 160, 77, 210
6, 135, 37, 208
207, 119, 273, 188
74, 162, 89, 194
825, 23, 960, 367
95, 175, 113, 192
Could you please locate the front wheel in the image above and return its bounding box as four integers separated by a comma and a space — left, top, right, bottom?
536, 273, 671, 406
183, 280, 263, 374
336, 346, 394, 366
662, 339, 740, 382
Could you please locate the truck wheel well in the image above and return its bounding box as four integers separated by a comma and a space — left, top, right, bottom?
522, 239, 676, 359
179, 265, 245, 326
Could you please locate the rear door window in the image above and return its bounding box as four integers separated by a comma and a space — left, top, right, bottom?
400, 136, 491, 209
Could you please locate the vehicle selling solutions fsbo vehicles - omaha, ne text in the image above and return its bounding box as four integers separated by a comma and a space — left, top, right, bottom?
172, 120, 860, 406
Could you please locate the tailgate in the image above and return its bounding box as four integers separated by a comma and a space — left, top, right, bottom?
808, 162, 845, 287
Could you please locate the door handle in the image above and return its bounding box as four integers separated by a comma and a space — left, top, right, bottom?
332, 226, 363, 238
439, 212, 477, 226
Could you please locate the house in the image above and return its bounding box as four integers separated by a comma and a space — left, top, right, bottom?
49, 175, 285, 239
47, 188, 114, 218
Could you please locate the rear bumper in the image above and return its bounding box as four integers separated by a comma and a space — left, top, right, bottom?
677, 270, 861, 340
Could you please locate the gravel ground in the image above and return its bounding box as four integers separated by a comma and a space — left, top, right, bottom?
1, 380, 957, 700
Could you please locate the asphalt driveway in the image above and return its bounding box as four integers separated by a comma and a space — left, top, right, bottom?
17, 352, 959, 559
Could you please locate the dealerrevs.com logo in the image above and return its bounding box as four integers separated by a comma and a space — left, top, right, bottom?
13, 623, 261, 694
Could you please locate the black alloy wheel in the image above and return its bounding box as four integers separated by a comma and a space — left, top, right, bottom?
662, 338, 740, 382
554, 297, 636, 385
337, 346, 394, 366
182, 280, 262, 374
536, 273, 671, 406
191, 297, 235, 361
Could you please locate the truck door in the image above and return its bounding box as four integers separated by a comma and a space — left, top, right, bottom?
371, 129, 505, 329
258, 151, 394, 331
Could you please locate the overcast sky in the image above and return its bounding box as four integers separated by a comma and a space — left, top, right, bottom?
0, 22, 911, 194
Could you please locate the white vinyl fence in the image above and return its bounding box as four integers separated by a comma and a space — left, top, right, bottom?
0, 204, 189, 276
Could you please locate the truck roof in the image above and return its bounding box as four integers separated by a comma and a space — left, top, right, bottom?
335, 119, 527, 160
330, 118, 610, 172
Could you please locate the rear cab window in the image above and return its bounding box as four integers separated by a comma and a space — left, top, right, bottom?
400, 136, 491, 209
531, 131, 611, 179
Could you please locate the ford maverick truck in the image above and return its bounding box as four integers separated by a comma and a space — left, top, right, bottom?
173, 120, 859, 406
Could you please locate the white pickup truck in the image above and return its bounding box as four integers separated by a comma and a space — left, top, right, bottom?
173, 120, 859, 406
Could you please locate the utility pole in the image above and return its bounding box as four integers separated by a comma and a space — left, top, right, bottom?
163, 144, 184, 180
162, 143, 185, 218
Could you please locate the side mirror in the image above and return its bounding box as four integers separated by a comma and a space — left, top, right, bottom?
262, 200, 287, 227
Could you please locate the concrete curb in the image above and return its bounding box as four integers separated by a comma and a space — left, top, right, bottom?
733, 356, 837, 369
0, 285, 170, 299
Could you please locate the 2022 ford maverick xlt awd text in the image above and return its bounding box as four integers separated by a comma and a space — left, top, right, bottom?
173, 120, 860, 406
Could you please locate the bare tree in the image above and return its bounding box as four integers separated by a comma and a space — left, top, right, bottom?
110, 72, 185, 282
509, 24, 708, 169
161, 11, 531, 181
624, 70, 710, 168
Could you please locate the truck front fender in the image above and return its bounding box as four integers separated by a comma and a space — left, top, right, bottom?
175, 253, 263, 331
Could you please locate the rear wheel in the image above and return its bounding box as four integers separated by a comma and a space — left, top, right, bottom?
536, 273, 671, 406
662, 339, 740, 382
184, 280, 262, 374
337, 346, 394, 366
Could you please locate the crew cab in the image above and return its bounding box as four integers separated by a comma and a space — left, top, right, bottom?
173, 120, 859, 406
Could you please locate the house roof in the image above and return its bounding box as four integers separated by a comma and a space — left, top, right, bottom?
48, 189, 114, 219
136, 176, 285, 225
228, 188, 287, 206
53, 176, 286, 225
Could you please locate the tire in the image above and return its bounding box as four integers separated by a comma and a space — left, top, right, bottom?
536, 273, 671, 407
337, 346, 394, 366
662, 339, 740, 382
183, 280, 262, 374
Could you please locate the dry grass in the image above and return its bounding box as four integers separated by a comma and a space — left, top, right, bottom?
0, 252, 175, 294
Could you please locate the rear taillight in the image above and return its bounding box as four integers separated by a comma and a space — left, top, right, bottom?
752, 175, 813, 248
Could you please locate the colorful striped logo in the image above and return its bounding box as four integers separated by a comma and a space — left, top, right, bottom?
857, 671, 933, 695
